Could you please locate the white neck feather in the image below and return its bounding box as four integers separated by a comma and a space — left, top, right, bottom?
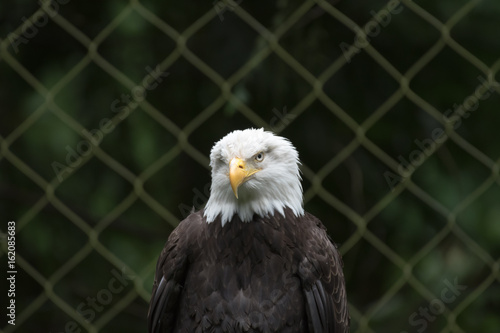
204, 171, 304, 226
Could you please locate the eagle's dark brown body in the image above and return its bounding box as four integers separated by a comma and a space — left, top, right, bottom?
148, 208, 349, 333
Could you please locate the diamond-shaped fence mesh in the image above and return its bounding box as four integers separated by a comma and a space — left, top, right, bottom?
1, 0, 499, 332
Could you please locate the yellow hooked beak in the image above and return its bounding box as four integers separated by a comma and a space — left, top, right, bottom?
229, 157, 260, 199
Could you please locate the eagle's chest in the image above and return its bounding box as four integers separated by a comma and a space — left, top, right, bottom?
176, 221, 308, 331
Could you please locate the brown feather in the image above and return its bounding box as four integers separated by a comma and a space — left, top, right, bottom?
147, 208, 349, 332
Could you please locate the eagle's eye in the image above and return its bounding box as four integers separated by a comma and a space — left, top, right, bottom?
255, 152, 265, 162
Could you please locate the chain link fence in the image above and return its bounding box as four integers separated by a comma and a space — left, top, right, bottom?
1, 0, 499, 332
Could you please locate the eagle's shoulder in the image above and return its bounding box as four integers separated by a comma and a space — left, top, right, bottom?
177, 209, 206, 233
290, 210, 350, 333
287, 211, 338, 256
156, 210, 204, 262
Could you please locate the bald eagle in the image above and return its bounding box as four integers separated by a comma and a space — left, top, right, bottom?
148, 128, 349, 332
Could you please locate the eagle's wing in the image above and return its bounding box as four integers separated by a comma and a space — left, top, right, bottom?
299, 213, 350, 333
148, 212, 201, 333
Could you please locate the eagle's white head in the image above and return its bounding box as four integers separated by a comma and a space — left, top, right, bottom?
204, 128, 304, 226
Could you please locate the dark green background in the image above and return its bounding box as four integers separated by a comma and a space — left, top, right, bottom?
1, 0, 499, 332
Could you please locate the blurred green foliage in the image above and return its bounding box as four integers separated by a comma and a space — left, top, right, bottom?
1, 0, 499, 332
